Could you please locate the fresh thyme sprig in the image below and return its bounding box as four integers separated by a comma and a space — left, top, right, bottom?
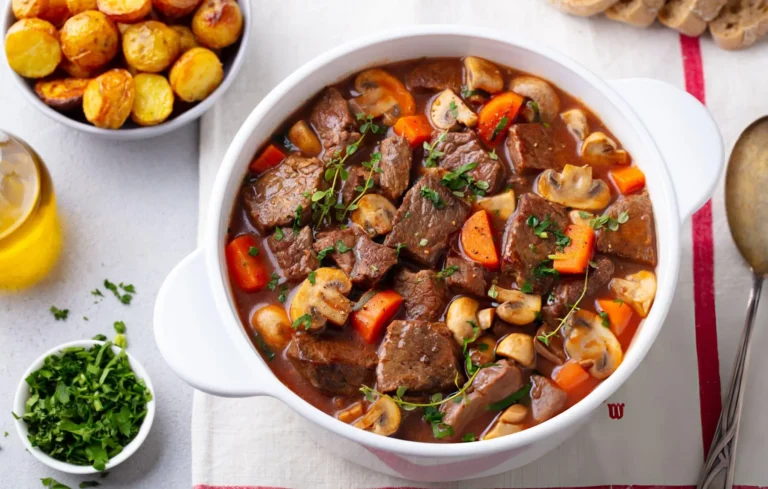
423, 130, 448, 168
537, 266, 590, 346
341, 151, 382, 220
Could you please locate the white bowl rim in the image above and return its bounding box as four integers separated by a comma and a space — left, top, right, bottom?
0, 1, 250, 140
13, 339, 156, 474
203, 25, 681, 458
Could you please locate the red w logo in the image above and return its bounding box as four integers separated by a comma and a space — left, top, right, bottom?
607, 403, 625, 419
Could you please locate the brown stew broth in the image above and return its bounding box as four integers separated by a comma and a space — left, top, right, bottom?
225, 57, 656, 443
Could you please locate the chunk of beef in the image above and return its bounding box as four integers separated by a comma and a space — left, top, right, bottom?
441, 360, 524, 433
309, 88, 360, 161
393, 268, 448, 321
530, 374, 567, 423
444, 256, 487, 297
596, 193, 656, 266
243, 155, 324, 232
405, 59, 462, 93
341, 165, 368, 206
377, 135, 412, 201
501, 193, 568, 294
541, 255, 615, 323
384, 171, 470, 267
433, 131, 503, 194
350, 234, 398, 286
376, 320, 461, 394
506, 124, 560, 174
314, 227, 359, 275
267, 226, 319, 281
287, 332, 377, 396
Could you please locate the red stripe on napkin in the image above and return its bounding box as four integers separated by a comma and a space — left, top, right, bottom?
679, 34, 722, 456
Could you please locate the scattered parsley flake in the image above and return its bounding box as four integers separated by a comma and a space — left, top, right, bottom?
419, 238, 428, 247
50, 306, 68, 321
273, 227, 285, 241
267, 273, 280, 291
248, 246, 259, 257
292, 314, 312, 330
113, 321, 126, 334
420, 187, 445, 209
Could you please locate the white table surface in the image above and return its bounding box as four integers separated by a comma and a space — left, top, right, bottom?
0, 63, 199, 487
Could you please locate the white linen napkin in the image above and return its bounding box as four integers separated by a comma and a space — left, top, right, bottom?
193, 1, 768, 487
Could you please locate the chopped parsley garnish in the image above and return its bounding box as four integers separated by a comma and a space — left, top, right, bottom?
435, 265, 460, 280
292, 314, 312, 330
404, 211, 412, 219
526, 100, 541, 122
114, 334, 127, 349
103, 279, 134, 305
488, 149, 498, 160
41, 478, 70, 489
273, 227, 285, 241
526, 215, 551, 239
441, 162, 489, 197
488, 284, 499, 299
490, 115, 509, 142
335, 240, 352, 253
293, 206, 303, 233
308, 270, 316, 285
486, 384, 531, 411
424, 400, 454, 439
113, 320, 126, 334
520, 281, 534, 294
91, 334, 107, 341
248, 246, 259, 257
423, 131, 447, 168
79, 481, 100, 488
316, 245, 335, 261
599, 311, 610, 328
533, 260, 559, 279
449, 100, 459, 118
420, 187, 445, 208
419, 238, 429, 247
590, 211, 629, 231
50, 306, 68, 321
266, 272, 280, 291
17, 342, 152, 471
91, 289, 104, 297
613, 298, 624, 306
395, 243, 406, 256
461, 433, 477, 442
460, 85, 480, 99
278, 285, 289, 303
578, 211, 592, 219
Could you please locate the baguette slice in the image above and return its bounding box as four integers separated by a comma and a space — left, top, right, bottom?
548, 0, 620, 16
710, 0, 768, 49
606, 0, 666, 26
659, 0, 727, 35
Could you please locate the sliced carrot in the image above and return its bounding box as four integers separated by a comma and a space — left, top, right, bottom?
596, 298, 634, 337
393, 115, 433, 148
552, 224, 595, 274
460, 210, 499, 268
477, 91, 525, 146
249, 143, 285, 173
351, 290, 403, 343
225, 234, 270, 292
553, 360, 590, 393
610, 166, 646, 195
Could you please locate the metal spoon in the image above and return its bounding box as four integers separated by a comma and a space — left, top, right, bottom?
697, 117, 768, 489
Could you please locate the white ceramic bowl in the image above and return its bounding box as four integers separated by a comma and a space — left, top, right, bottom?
153, 26, 724, 482
0, 3, 250, 140
13, 340, 155, 474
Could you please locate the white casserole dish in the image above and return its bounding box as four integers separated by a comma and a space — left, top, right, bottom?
153, 26, 723, 482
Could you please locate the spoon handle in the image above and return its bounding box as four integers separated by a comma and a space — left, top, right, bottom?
697, 273, 764, 489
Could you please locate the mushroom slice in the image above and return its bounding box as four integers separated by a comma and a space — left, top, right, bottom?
477, 307, 495, 330
288, 120, 322, 156
463, 56, 503, 94
610, 270, 657, 318
499, 403, 528, 424
509, 76, 561, 122
352, 68, 415, 126
250, 304, 293, 349
469, 334, 497, 366
568, 209, 593, 227
537, 164, 611, 211
534, 324, 566, 366
289, 267, 353, 331
496, 333, 535, 368
495, 290, 542, 325
483, 405, 528, 440
350, 194, 396, 237
445, 296, 480, 345
430, 89, 478, 130
483, 421, 523, 440
564, 310, 623, 379
581, 131, 630, 166
337, 401, 364, 423
353, 397, 401, 436
475, 188, 516, 221
560, 109, 590, 141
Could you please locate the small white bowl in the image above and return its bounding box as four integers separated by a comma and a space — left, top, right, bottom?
13, 340, 155, 474
0, 3, 250, 140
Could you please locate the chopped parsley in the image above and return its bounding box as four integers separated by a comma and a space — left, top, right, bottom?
91, 334, 107, 341
435, 265, 460, 279
308, 270, 316, 285
424, 399, 454, 439
590, 211, 629, 231
266, 272, 280, 291
488, 149, 498, 160
486, 384, 531, 411
91, 289, 104, 297
599, 311, 610, 328
488, 284, 499, 299
460, 85, 480, 99
420, 187, 445, 209
461, 433, 477, 442
520, 281, 534, 294
490, 115, 509, 142
449, 100, 459, 118
423, 131, 447, 168
273, 227, 285, 241
278, 285, 289, 303
50, 306, 68, 321
41, 478, 70, 489
113, 320, 126, 334
395, 243, 406, 256
419, 238, 429, 247
103, 279, 135, 305
441, 162, 489, 197
79, 482, 100, 488
292, 314, 312, 330
114, 334, 127, 349
533, 260, 559, 279
335, 240, 352, 253
316, 245, 335, 261
293, 206, 303, 233
613, 298, 624, 306
248, 246, 259, 257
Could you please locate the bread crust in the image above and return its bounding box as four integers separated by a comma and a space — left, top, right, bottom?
606, 0, 666, 26
659, 0, 727, 35
548, 0, 620, 17
710, 0, 768, 49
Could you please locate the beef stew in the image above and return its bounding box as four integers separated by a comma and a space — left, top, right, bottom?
225, 56, 657, 443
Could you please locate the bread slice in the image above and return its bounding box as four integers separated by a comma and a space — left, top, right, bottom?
710, 0, 768, 49
659, 0, 727, 35
606, 0, 667, 26
548, 0, 621, 16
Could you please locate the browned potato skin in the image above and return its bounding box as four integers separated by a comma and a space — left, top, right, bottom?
60, 56, 103, 77
65, 0, 97, 14
122, 21, 181, 73
38, 0, 70, 25
170, 25, 199, 54
60, 11, 119, 71
191, 0, 242, 49
83, 68, 135, 128
169, 46, 222, 102
131, 73, 174, 126
34, 77, 90, 110
97, 0, 152, 23
153, 0, 200, 18
5, 18, 62, 78
11, 0, 48, 19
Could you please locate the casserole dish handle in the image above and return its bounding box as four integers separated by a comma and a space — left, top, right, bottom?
154, 248, 277, 397
609, 78, 724, 223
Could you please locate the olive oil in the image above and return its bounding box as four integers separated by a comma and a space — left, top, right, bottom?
0, 131, 61, 289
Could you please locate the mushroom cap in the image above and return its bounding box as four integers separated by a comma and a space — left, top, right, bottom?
496, 332, 535, 368
537, 164, 611, 211
250, 304, 293, 349
580, 131, 630, 166
564, 310, 623, 379
475, 189, 516, 221
350, 194, 397, 237
610, 270, 657, 318
494, 289, 542, 326
445, 296, 480, 345
509, 76, 561, 122
352, 68, 415, 125
463, 56, 504, 94
353, 397, 401, 436
560, 109, 590, 141
289, 267, 353, 331
534, 324, 566, 366
429, 89, 477, 130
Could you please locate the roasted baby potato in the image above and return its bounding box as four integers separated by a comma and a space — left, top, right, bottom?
60, 56, 102, 77
97, 0, 152, 23
153, 0, 201, 18
122, 21, 181, 73
83, 68, 135, 129
60, 11, 119, 71
34, 78, 90, 110
5, 19, 62, 78
171, 25, 199, 53
168, 46, 222, 102
11, 0, 47, 19
38, 0, 70, 25
65, 0, 98, 14
131, 73, 174, 126
191, 0, 243, 49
